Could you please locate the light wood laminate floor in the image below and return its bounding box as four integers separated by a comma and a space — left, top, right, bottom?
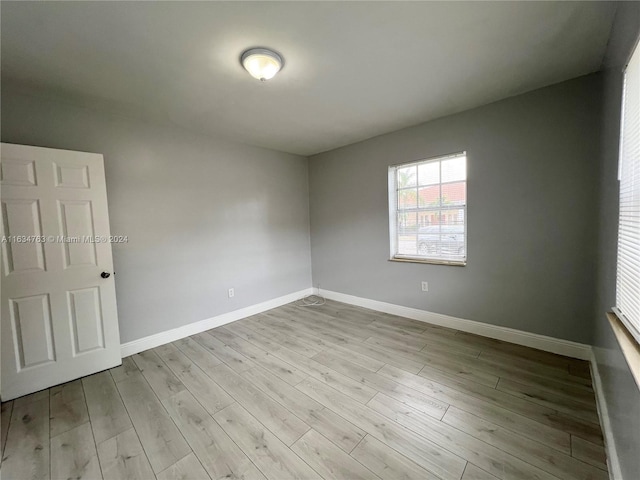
1, 300, 609, 480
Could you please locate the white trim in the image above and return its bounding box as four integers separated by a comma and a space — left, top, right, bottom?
318, 288, 592, 360
590, 350, 623, 480
120, 288, 314, 357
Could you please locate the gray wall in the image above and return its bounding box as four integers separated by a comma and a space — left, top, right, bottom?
1, 84, 312, 343
309, 74, 601, 344
593, 2, 640, 478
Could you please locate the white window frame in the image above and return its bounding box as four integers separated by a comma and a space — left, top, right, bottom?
388, 152, 467, 266
613, 38, 640, 346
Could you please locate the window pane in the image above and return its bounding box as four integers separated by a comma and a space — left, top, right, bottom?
397, 211, 417, 233
416, 209, 442, 228
418, 162, 439, 186
418, 185, 440, 208
398, 188, 417, 209
417, 214, 440, 255
417, 210, 441, 233
397, 165, 417, 187
439, 231, 465, 256
442, 156, 466, 182
441, 181, 466, 206
397, 211, 417, 255
442, 209, 465, 227
398, 234, 417, 255
417, 211, 431, 228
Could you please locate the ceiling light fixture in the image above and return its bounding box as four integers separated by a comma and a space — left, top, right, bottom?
241, 48, 284, 81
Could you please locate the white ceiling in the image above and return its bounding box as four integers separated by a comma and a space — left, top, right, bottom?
1, 1, 616, 156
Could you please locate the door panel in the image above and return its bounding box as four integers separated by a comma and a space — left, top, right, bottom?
2, 199, 47, 274
58, 200, 97, 267
1, 157, 37, 186
68, 287, 105, 354
1, 143, 121, 400
54, 163, 90, 189
9, 294, 56, 368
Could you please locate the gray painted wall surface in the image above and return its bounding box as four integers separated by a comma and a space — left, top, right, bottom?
1, 85, 312, 343
593, 3, 640, 478
309, 75, 601, 344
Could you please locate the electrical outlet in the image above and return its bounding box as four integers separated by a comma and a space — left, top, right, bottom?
421, 281, 428, 292
228, 288, 235, 298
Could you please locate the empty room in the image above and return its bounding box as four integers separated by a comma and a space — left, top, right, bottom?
1, 1, 639, 480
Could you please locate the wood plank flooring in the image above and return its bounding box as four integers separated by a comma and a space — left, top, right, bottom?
0, 299, 609, 480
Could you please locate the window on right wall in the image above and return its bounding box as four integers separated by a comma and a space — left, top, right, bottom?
614, 38, 640, 345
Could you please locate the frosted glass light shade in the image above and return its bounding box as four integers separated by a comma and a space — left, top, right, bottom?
241, 48, 283, 81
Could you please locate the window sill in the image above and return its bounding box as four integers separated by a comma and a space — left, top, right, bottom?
606, 311, 640, 391
389, 257, 466, 266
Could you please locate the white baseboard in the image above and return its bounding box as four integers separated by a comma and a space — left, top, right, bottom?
120, 288, 314, 357
590, 350, 623, 480
318, 288, 592, 360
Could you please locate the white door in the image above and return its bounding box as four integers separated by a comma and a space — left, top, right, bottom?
1, 143, 121, 400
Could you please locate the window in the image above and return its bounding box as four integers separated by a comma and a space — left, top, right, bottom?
388, 152, 467, 265
614, 39, 640, 345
